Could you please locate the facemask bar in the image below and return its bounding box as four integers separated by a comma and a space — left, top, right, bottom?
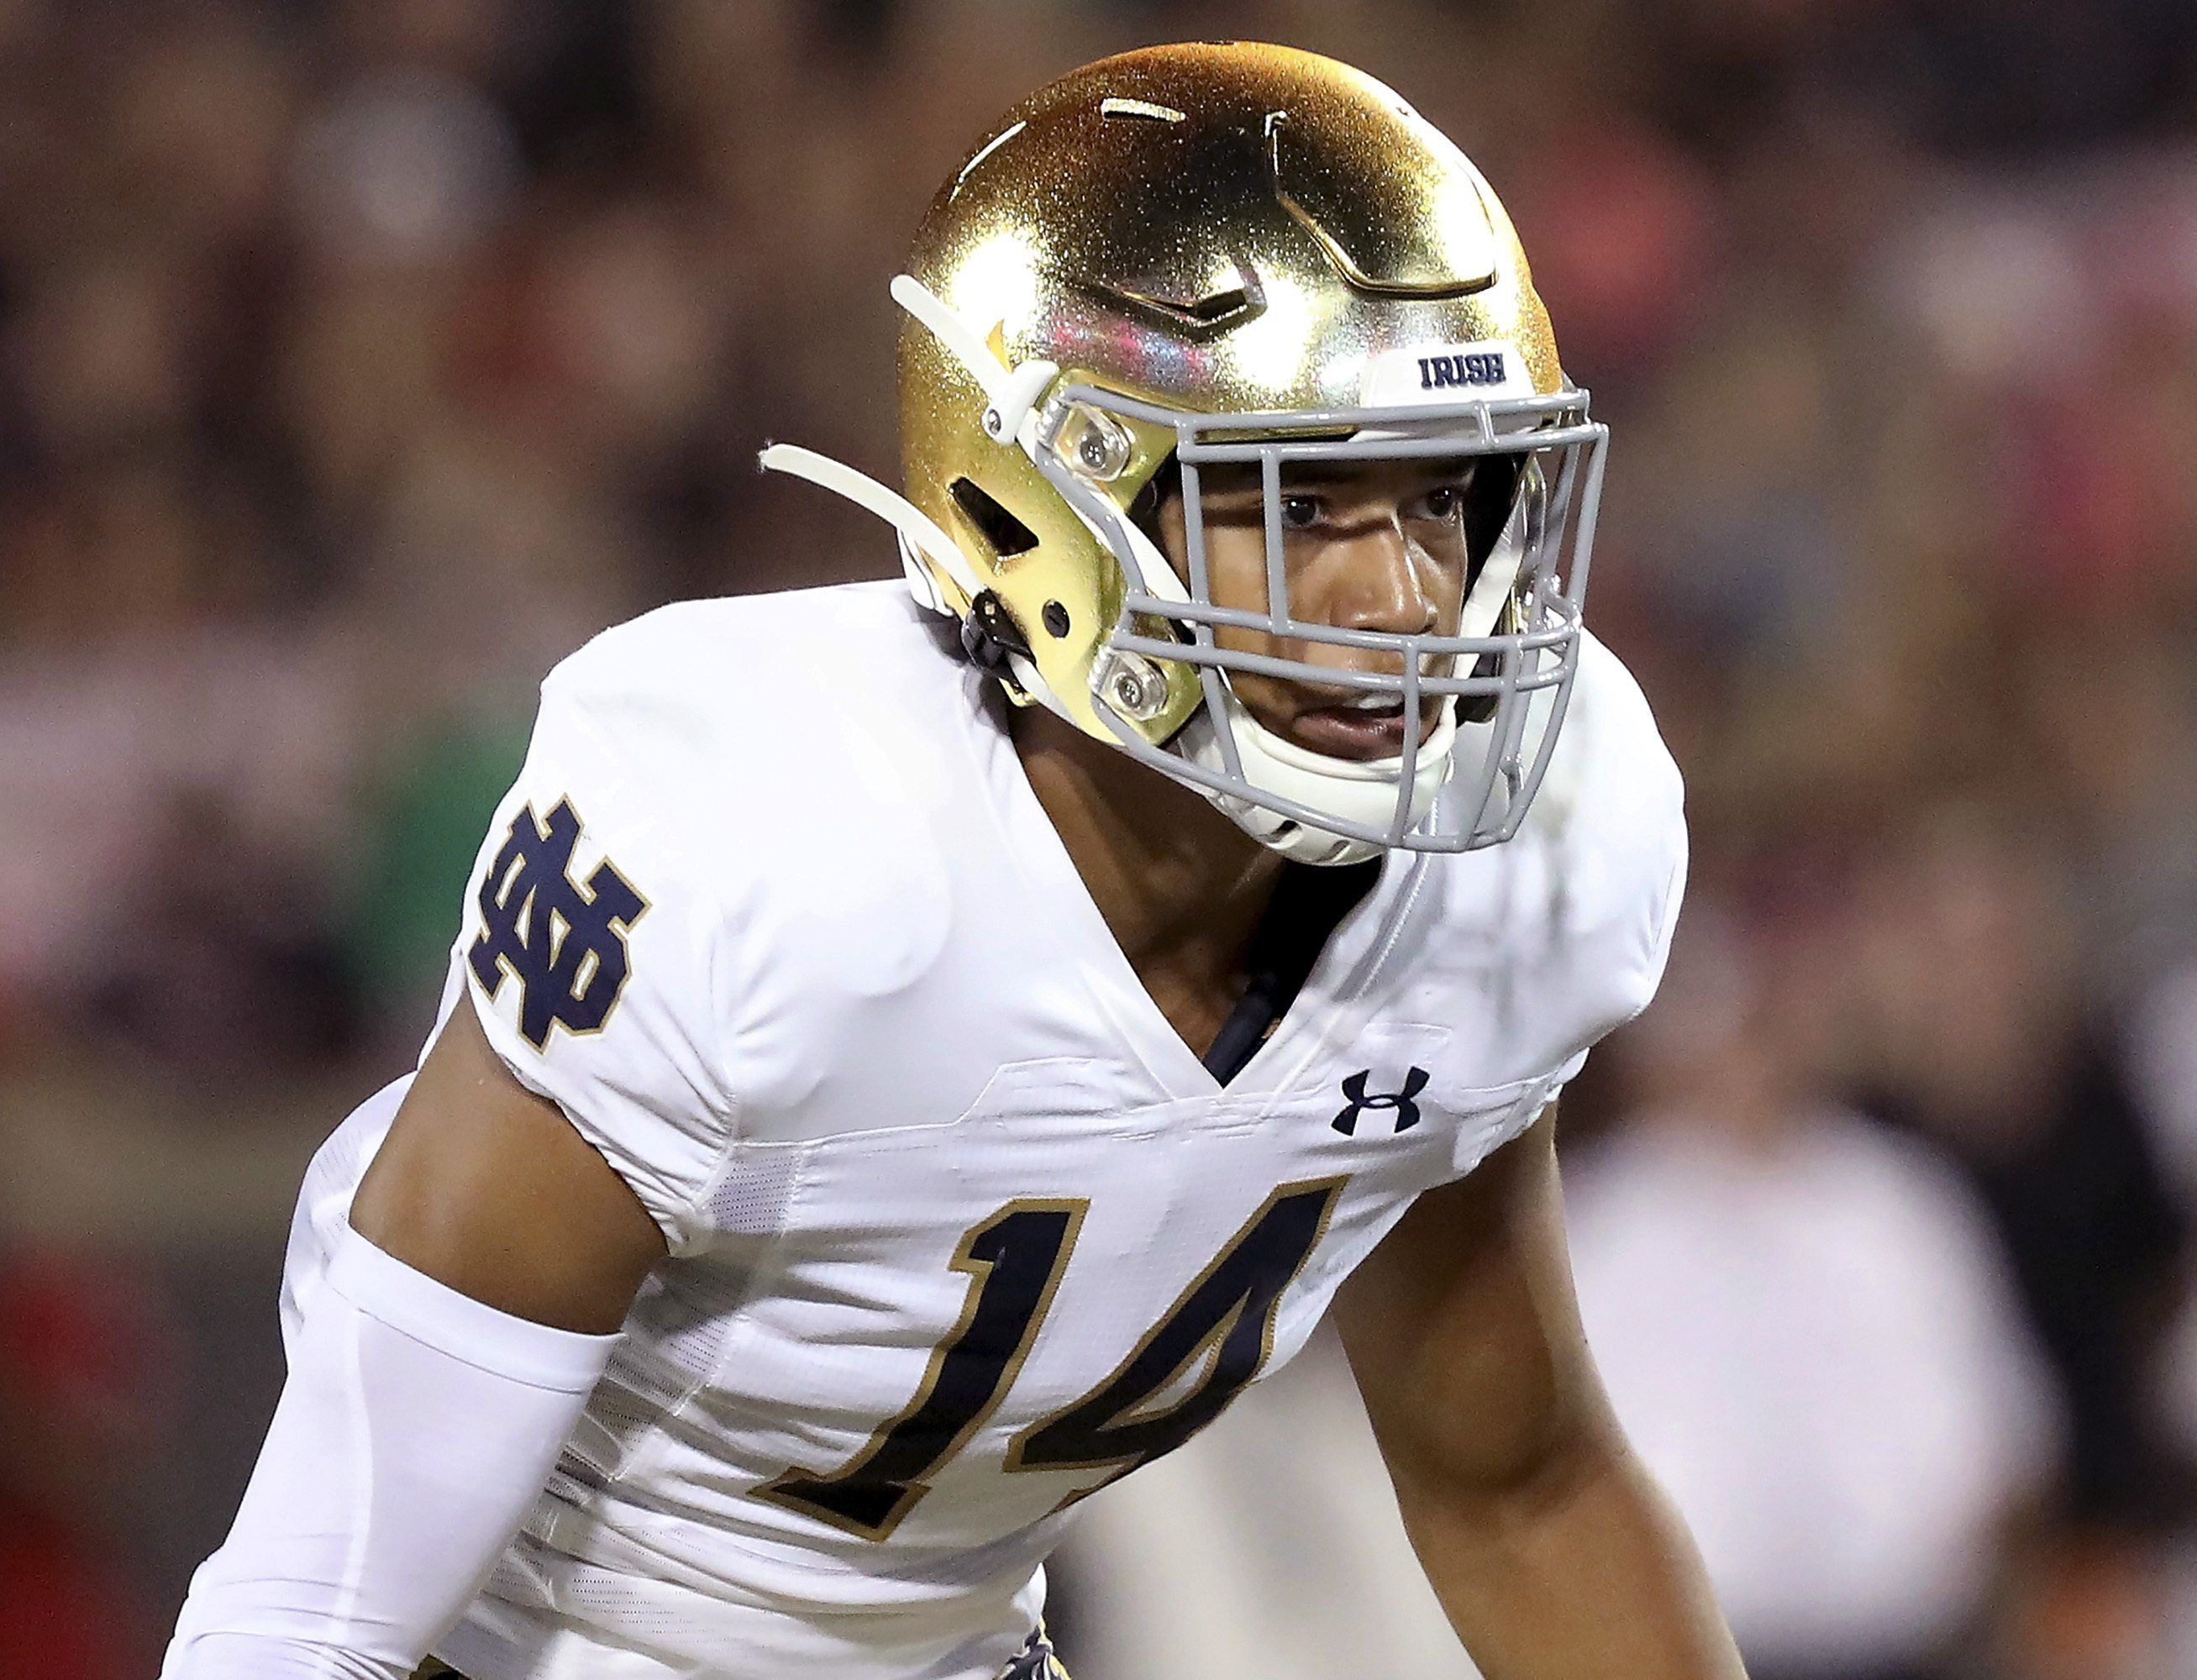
1032, 384, 1608, 852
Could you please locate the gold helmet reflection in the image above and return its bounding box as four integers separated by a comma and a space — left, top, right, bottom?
896, 40, 1566, 748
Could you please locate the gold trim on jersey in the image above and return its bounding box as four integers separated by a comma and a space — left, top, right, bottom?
1004, 1175, 1346, 1500
755, 1197, 1089, 1541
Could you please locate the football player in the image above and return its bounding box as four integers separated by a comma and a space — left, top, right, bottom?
164, 44, 1742, 1680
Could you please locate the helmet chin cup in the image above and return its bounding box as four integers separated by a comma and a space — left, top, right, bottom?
1176, 687, 1461, 867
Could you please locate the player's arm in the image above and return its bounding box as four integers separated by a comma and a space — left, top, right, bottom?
350, 997, 667, 1330
160, 1005, 666, 1678
1334, 1108, 1748, 1680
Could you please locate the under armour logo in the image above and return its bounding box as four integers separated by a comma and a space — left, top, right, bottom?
1332, 1068, 1430, 1137
468, 799, 647, 1049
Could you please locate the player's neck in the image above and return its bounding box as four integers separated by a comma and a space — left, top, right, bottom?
1009, 702, 1285, 987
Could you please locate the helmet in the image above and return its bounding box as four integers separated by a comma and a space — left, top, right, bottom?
764, 42, 1607, 864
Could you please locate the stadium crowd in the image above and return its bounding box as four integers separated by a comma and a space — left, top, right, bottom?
1, 2, 2194, 1676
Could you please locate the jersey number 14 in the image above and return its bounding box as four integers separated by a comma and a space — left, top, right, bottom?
757, 1177, 1346, 1541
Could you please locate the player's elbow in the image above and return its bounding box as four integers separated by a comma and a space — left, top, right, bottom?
1380, 1371, 1627, 1536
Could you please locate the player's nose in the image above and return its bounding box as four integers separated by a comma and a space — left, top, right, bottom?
1326, 512, 1438, 638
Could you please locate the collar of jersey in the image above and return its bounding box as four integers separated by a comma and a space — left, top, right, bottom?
956, 670, 1423, 1102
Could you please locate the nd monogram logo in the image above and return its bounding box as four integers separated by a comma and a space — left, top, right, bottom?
1331, 1067, 1430, 1137
468, 799, 648, 1049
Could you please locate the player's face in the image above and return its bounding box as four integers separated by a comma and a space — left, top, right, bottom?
1155, 458, 1487, 762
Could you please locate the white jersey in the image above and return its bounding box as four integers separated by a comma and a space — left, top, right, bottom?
286, 580, 1685, 1680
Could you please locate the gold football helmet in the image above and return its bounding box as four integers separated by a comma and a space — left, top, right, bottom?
765, 42, 1607, 863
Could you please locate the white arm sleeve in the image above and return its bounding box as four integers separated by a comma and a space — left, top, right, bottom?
162, 1226, 617, 1678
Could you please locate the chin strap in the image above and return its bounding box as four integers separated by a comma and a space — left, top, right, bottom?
888, 275, 1059, 457
756, 443, 980, 614
759, 274, 1064, 622
761, 278, 1091, 729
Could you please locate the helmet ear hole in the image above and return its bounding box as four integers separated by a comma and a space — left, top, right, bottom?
949, 478, 1038, 558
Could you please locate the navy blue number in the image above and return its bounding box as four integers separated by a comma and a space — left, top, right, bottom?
759, 1200, 1083, 1540
1007, 1179, 1343, 1494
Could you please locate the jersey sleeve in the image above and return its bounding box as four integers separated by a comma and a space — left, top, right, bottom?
444, 667, 736, 1257
1475, 801, 1682, 1177
1579, 781, 1687, 1066
1535, 634, 1691, 1090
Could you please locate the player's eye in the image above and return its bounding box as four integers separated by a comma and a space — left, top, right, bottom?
1280, 495, 1322, 530
1412, 484, 1467, 521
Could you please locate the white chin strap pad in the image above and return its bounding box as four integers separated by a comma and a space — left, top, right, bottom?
1178, 689, 1460, 866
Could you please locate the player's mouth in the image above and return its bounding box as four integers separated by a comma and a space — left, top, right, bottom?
1286, 693, 1444, 761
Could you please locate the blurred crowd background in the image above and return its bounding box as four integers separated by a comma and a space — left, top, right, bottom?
2, 1, 2194, 1677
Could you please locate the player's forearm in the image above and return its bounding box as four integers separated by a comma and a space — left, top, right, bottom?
1395, 1428, 1747, 1680
164, 1225, 615, 1677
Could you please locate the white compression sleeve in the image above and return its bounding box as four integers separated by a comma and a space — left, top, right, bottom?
163, 1224, 618, 1679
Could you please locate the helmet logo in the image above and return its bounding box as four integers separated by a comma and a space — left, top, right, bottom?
1417, 351, 1508, 391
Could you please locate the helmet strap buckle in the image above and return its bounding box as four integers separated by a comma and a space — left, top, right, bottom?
959, 590, 1032, 680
